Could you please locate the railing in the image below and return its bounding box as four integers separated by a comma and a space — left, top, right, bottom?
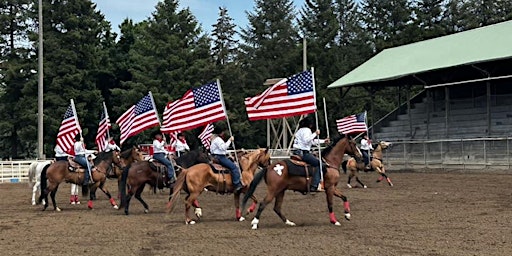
382, 137, 512, 170
0, 160, 34, 183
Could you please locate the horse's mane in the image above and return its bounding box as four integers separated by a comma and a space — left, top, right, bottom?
120, 147, 134, 159
321, 134, 346, 157
94, 151, 112, 165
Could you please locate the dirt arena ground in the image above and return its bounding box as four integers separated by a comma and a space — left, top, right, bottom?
0, 171, 511, 256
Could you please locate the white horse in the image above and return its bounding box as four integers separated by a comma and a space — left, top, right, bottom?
28, 161, 52, 205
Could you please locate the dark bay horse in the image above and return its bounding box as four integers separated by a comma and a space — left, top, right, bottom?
342, 141, 393, 188
241, 135, 361, 229
166, 148, 271, 224
38, 151, 121, 211
100, 146, 144, 199
120, 150, 210, 215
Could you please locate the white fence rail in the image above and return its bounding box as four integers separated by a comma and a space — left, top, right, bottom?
383, 137, 512, 170
0, 160, 49, 183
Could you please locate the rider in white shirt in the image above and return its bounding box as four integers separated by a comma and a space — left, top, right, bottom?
292, 118, 329, 192
210, 127, 243, 192
73, 134, 93, 185
360, 133, 373, 169
104, 137, 120, 152
152, 131, 176, 186
172, 133, 190, 157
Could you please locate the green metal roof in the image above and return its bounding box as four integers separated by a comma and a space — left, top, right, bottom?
327, 20, 512, 88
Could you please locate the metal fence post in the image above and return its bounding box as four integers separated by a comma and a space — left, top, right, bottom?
461, 139, 465, 170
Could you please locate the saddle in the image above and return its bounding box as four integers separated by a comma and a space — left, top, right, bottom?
209, 163, 230, 174
68, 159, 85, 172
148, 159, 168, 174
284, 159, 314, 177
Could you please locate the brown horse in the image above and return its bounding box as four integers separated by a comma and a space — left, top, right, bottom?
166, 148, 271, 224
241, 135, 361, 230
38, 150, 122, 211
120, 150, 210, 215
102, 146, 144, 199
342, 141, 393, 188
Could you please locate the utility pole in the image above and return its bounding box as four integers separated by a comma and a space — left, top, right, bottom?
37, 0, 44, 159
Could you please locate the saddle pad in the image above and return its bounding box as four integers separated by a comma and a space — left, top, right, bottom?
210, 164, 230, 174
284, 160, 314, 177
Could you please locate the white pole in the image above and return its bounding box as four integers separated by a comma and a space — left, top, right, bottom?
37, 0, 44, 159
102, 101, 111, 140
311, 68, 323, 188
217, 79, 241, 166
323, 97, 330, 138
148, 91, 161, 126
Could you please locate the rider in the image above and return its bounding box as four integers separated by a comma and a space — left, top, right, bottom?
152, 131, 176, 186
54, 144, 69, 161
173, 133, 190, 157
360, 133, 373, 169
104, 137, 121, 152
210, 127, 243, 193
73, 134, 93, 185
292, 117, 329, 192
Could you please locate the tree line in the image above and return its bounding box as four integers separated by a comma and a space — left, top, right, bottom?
1, 0, 511, 158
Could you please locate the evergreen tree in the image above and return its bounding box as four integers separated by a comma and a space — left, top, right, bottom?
465, 0, 512, 28
37, 0, 112, 156
110, 0, 213, 146
0, 0, 36, 158
240, 0, 301, 147
415, 0, 447, 40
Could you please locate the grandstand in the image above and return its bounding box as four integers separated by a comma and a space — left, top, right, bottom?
328, 21, 512, 170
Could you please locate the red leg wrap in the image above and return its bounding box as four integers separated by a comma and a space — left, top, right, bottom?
192, 199, 200, 208
343, 201, 351, 213
329, 212, 337, 224
109, 197, 117, 206
248, 202, 257, 213
87, 200, 93, 209
236, 208, 242, 219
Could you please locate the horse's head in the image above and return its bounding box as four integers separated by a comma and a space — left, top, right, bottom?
240, 148, 271, 173
322, 135, 362, 164
378, 141, 392, 150
131, 146, 144, 161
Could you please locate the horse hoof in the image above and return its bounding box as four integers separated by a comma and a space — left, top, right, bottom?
363, 185, 368, 189
113, 205, 119, 210
239, 217, 245, 222
194, 208, 202, 218
124, 211, 129, 215
285, 219, 296, 226
251, 217, 259, 229
251, 224, 258, 230
186, 220, 196, 225
389, 183, 394, 187
56, 207, 62, 212
144, 209, 149, 214
333, 221, 341, 226
344, 213, 351, 221
347, 184, 352, 188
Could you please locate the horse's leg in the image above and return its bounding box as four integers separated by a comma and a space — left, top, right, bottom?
192, 199, 202, 220
184, 191, 201, 224
32, 181, 40, 205
124, 184, 136, 215
376, 166, 393, 186
356, 176, 367, 188
332, 188, 351, 225
50, 184, 61, 212
234, 193, 244, 221
247, 195, 258, 213
134, 184, 149, 214
251, 192, 275, 230
273, 190, 295, 227
347, 171, 354, 188
97, 180, 119, 209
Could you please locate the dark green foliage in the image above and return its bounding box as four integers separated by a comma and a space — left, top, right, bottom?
1, 0, 510, 158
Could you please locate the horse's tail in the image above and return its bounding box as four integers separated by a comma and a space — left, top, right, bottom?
119, 166, 130, 208
241, 167, 267, 213
28, 162, 38, 188
166, 168, 188, 213
341, 160, 348, 174
37, 164, 50, 204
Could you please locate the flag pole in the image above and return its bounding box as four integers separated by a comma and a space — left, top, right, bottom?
102, 101, 111, 140
323, 97, 330, 139
311, 68, 324, 189
217, 79, 241, 166
148, 91, 161, 126
71, 99, 90, 182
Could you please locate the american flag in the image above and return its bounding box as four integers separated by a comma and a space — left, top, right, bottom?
161, 82, 226, 133
337, 112, 368, 134
56, 101, 82, 153
95, 103, 111, 151
245, 70, 316, 121
198, 123, 214, 149
116, 93, 160, 144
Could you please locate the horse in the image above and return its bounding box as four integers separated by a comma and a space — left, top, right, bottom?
342, 141, 393, 188
241, 135, 361, 230
120, 149, 210, 215
28, 160, 52, 205
99, 146, 144, 200
166, 148, 271, 224
37, 150, 122, 211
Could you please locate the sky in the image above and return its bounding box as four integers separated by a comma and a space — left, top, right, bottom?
93, 0, 305, 36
